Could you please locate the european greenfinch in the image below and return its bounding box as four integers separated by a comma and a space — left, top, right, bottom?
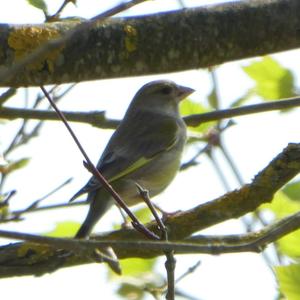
70, 80, 194, 238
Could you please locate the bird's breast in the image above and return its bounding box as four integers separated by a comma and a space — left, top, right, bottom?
112, 136, 185, 206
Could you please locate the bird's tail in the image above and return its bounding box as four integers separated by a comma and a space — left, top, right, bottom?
75, 190, 113, 239
75, 221, 93, 239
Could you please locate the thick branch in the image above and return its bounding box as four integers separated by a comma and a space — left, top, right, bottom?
1, 210, 300, 257
1, 0, 300, 87
0, 143, 300, 277
0, 210, 300, 278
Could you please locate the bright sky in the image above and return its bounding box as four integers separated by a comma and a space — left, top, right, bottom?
1, 1, 300, 300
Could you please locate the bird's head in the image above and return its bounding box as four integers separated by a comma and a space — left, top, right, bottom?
130, 80, 195, 115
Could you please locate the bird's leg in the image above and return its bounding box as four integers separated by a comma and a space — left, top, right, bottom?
152, 203, 182, 223
115, 204, 132, 229
92, 247, 121, 275
135, 182, 182, 223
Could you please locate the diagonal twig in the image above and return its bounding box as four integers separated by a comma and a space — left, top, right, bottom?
40, 86, 159, 240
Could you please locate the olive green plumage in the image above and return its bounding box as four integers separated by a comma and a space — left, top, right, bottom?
70, 80, 194, 238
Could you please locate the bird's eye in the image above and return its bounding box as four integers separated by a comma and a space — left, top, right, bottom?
160, 86, 173, 95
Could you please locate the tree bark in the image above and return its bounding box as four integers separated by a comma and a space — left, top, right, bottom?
0, 0, 300, 87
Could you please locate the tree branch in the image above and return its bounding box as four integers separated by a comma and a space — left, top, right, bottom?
1, 96, 300, 129
0, 209, 300, 277
1, 0, 300, 87
0, 143, 299, 277
0, 0, 148, 86
0, 107, 120, 129
184, 96, 300, 127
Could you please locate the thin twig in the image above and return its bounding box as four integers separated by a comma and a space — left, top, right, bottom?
15, 178, 73, 216
3, 86, 62, 156
180, 144, 210, 171
207, 68, 282, 271
47, 0, 74, 21
209, 67, 280, 269
136, 183, 176, 299
165, 252, 176, 300
0, 107, 119, 128
0, 201, 87, 224
1, 86, 74, 193
6, 200, 85, 218
2, 95, 300, 129
0, 179, 74, 224
208, 68, 221, 111
135, 184, 166, 234
171, 262, 203, 300
0, 190, 16, 209
219, 141, 244, 184
175, 261, 201, 284
33, 178, 72, 204
184, 96, 300, 126
0, 88, 16, 106
136, 183, 176, 300
219, 127, 284, 266
40, 86, 159, 240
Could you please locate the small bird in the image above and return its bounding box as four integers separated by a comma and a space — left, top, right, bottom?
70, 80, 195, 238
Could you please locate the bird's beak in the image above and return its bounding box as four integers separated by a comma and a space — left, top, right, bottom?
177, 85, 195, 101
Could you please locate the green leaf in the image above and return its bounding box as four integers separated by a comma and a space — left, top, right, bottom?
262, 192, 300, 219
45, 221, 80, 237
180, 99, 215, 133
283, 181, 300, 201
27, 0, 48, 13
243, 56, 295, 100
261, 192, 300, 257
0, 196, 9, 218
113, 206, 152, 230
108, 257, 159, 284
120, 258, 156, 277
132, 206, 152, 224
117, 282, 144, 300
278, 227, 300, 258
276, 264, 300, 300
0, 158, 30, 174
180, 98, 208, 116
114, 258, 162, 300
230, 89, 255, 107
0, 155, 8, 168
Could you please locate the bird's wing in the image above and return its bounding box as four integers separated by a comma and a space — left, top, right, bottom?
69, 112, 181, 201
98, 111, 180, 182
